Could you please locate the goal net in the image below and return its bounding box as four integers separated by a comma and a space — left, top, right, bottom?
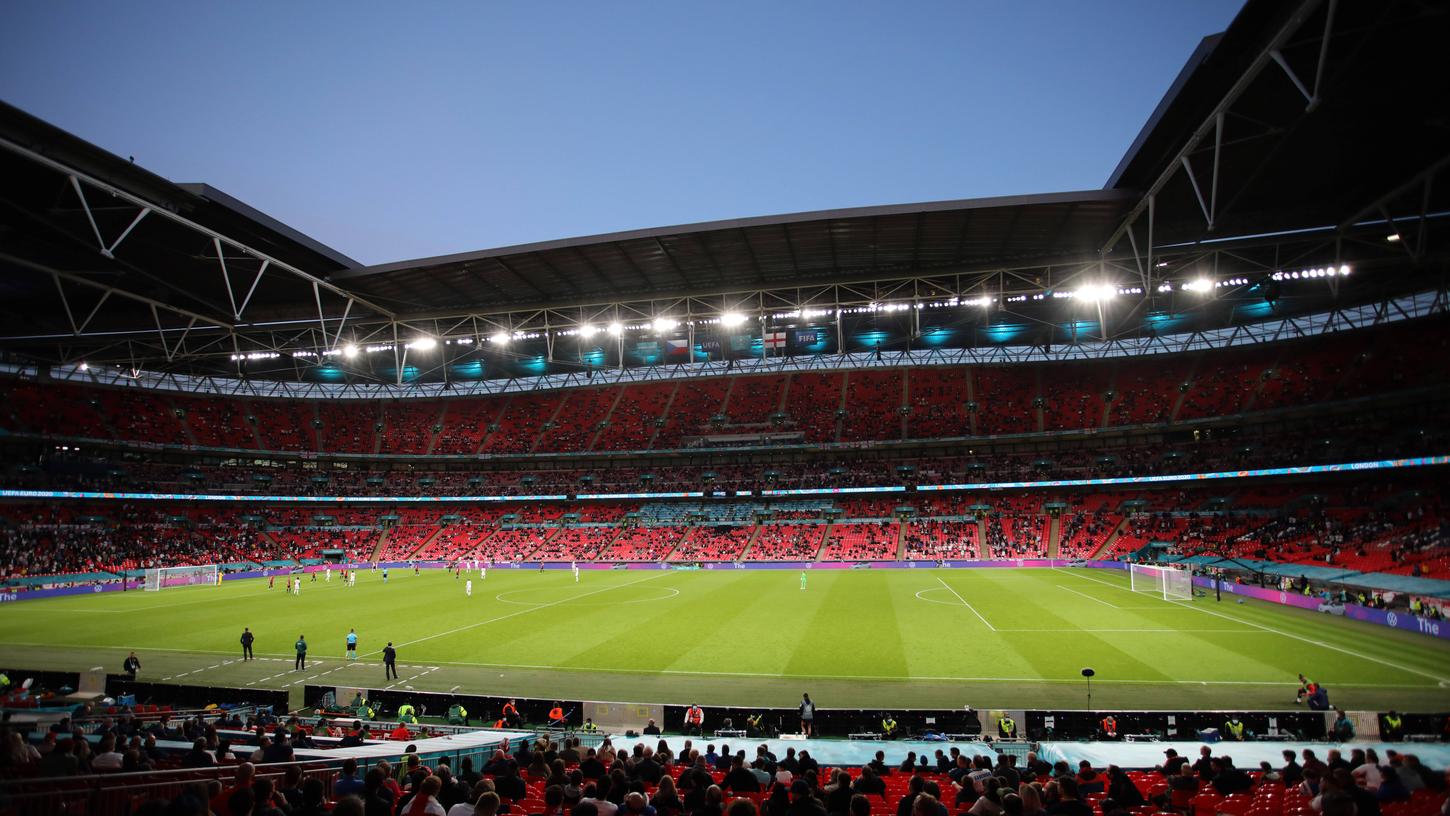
143, 564, 219, 591
1129, 563, 1192, 601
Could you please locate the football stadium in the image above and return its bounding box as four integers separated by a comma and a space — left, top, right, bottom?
1, 1, 1449, 814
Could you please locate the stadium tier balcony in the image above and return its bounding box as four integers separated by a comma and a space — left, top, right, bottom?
595, 525, 689, 560
529, 526, 618, 561
1040, 362, 1108, 432
1057, 511, 1124, 559
747, 523, 827, 560
722, 374, 787, 425
653, 379, 730, 449
433, 397, 506, 454
592, 382, 673, 451
378, 400, 444, 454
972, 366, 1038, 435
668, 525, 755, 561
535, 387, 616, 453
1107, 357, 1191, 426
783, 371, 844, 442
247, 399, 317, 451
176, 393, 257, 448
4, 317, 1450, 456
839, 369, 904, 442
315, 402, 379, 454
902, 519, 979, 559
906, 368, 971, 438
818, 521, 900, 560
375, 524, 440, 561
481, 392, 557, 454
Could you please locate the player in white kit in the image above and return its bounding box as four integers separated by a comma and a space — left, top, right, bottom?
325, 566, 331, 582
466, 579, 473, 597
572, 561, 580, 582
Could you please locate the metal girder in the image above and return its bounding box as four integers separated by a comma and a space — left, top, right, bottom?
1101, 0, 1328, 265
26, 287, 1447, 401
0, 133, 396, 320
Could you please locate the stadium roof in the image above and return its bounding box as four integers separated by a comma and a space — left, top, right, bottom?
0, 0, 1446, 379
329, 190, 1135, 314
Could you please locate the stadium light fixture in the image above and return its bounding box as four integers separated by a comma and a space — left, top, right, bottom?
1182, 279, 1214, 293
489, 332, 509, 345
407, 337, 437, 351
720, 312, 748, 327
653, 316, 678, 332
607, 322, 624, 336
78, 361, 88, 371
578, 324, 598, 339
1074, 283, 1118, 302
1386, 233, 1401, 242
342, 344, 359, 359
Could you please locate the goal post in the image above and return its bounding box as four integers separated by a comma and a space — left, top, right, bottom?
1129, 563, 1192, 601
143, 564, 220, 591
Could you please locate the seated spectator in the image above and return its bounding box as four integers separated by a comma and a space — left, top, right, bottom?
179, 738, 215, 769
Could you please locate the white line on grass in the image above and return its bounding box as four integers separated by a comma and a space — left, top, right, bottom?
1056, 568, 1450, 684
934, 576, 997, 631
1055, 584, 1120, 608
368, 655, 1433, 689
365, 571, 670, 656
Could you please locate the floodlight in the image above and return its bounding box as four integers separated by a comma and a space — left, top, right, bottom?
1182, 279, 1213, 293
1074, 284, 1117, 302
607, 322, 624, 336
720, 312, 748, 327
342, 344, 359, 359
408, 337, 437, 351
653, 317, 678, 332
578, 324, 598, 339
490, 332, 510, 345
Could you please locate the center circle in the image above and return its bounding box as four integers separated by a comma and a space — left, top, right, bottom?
495, 586, 680, 606
914, 588, 962, 607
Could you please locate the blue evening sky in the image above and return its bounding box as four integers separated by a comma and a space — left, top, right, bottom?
0, 1, 1242, 266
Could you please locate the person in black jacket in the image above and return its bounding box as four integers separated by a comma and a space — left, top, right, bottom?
721, 756, 760, 793
241, 628, 255, 660
383, 642, 398, 680
123, 652, 141, 679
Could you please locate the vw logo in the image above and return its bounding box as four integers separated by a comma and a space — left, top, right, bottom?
1386, 612, 1398, 627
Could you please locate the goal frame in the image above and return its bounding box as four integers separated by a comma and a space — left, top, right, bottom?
143, 564, 220, 591
1129, 563, 1192, 601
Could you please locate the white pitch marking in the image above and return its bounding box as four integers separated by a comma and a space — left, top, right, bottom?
1056, 583, 1121, 609
1056, 567, 1450, 684
934, 576, 997, 631
371, 571, 670, 654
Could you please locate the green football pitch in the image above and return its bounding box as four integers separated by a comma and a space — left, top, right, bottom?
1, 566, 1447, 711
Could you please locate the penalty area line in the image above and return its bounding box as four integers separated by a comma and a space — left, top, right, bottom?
1056, 568, 1450, 684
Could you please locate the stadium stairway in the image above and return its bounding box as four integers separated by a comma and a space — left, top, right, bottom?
368, 529, 389, 562
584, 388, 627, 450
1047, 515, 1061, 557
646, 382, 680, 449
400, 527, 444, 559
737, 525, 766, 560
1089, 517, 1131, 559
813, 522, 837, 562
